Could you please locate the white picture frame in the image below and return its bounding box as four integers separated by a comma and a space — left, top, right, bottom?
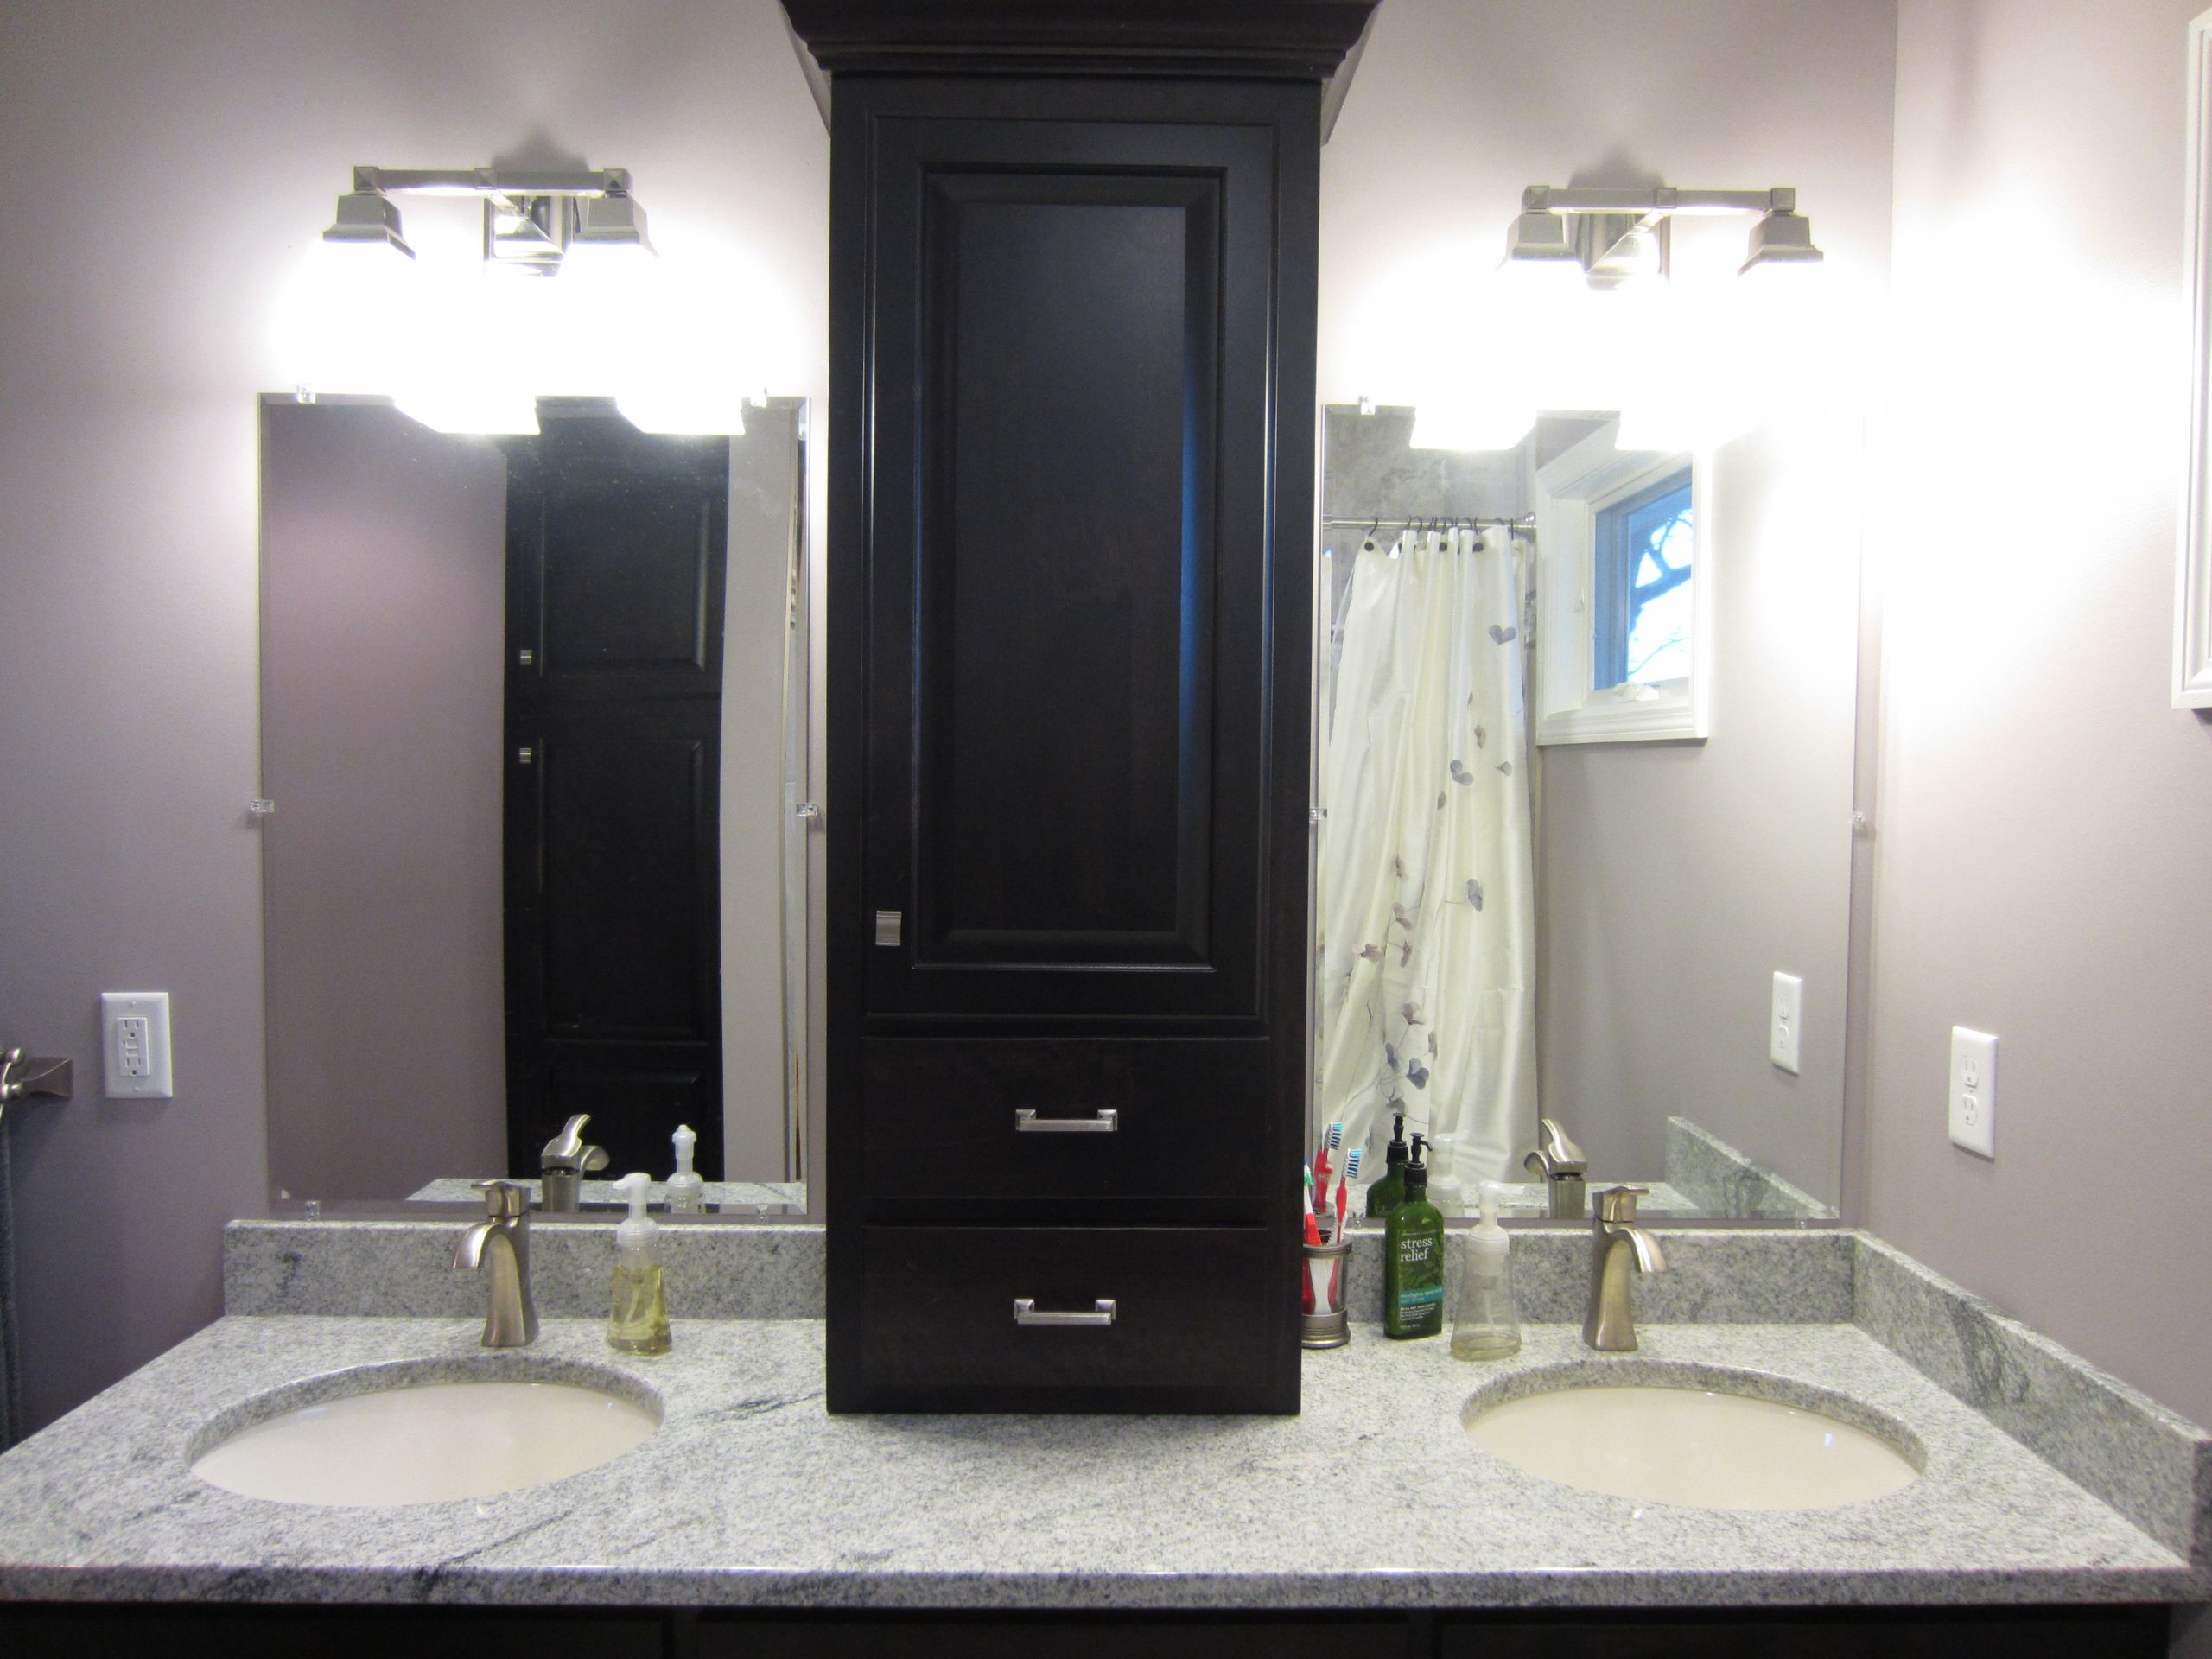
2178, 10, 2212, 708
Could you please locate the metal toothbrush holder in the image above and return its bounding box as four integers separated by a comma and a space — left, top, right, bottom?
1301, 1235, 1351, 1348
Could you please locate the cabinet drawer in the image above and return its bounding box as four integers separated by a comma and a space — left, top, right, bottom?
861, 1038, 1274, 1203
846, 1225, 1294, 1411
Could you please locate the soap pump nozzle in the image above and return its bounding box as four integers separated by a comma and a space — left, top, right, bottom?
1472, 1180, 1510, 1255
613, 1172, 659, 1262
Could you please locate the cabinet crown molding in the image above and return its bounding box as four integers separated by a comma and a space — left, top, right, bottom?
780, 0, 1380, 81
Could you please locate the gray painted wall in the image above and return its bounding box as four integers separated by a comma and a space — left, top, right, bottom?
1538, 416, 1862, 1206
0, 0, 829, 1433
260, 402, 508, 1203
1871, 0, 2212, 1444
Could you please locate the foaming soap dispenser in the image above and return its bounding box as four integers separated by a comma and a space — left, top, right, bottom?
667, 1124, 705, 1215
608, 1172, 671, 1356
1451, 1180, 1522, 1359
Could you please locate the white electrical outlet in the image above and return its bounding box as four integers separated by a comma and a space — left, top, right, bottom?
99, 991, 173, 1099
1770, 971, 1803, 1075
1948, 1026, 1997, 1159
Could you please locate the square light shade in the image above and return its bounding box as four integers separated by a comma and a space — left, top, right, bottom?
567, 193, 656, 268
1739, 211, 1824, 275
1504, 209, 1577, 264
321, 191, 414, 260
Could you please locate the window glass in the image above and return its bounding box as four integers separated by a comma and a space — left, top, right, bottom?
1592, 472, 1693, 689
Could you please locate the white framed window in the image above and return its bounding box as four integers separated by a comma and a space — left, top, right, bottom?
1533, 419, 1712, 746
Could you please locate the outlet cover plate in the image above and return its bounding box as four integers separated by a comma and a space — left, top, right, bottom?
1949, 1026, 1997, 1159
1770, 971, 1803, 1075
99, 991, 173, 1100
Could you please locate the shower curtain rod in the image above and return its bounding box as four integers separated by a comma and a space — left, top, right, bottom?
1320, 514, 1535, 531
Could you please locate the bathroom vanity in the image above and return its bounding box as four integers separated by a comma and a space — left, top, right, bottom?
0, 1217, 2199, 1656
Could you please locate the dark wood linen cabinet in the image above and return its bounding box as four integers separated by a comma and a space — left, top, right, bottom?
786, 0, 1377, 1413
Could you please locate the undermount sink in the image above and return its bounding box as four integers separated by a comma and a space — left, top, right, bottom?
190, 1362, 660, 1507
1462, 1364, 1922, 1511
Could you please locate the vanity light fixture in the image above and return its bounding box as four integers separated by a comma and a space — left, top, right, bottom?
319, 166, 653, 278
1503, 185, 1822, 289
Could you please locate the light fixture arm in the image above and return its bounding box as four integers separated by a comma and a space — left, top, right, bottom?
349, 165, 637, 201
1522, 184, 1797, 218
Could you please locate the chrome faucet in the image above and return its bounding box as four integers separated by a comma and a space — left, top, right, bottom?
540, 1113, 608, 1213
1583, 1185, 1667, 1351
453, 1179, 538, 1348
1522, 1116, 1588, 1220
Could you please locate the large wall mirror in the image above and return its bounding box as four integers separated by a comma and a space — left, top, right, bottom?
257, 393, 1859, 1230
257, 395, 814, 1216
1313, 404, 1861, 1222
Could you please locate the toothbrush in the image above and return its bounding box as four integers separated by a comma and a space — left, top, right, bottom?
1324, 1146, 1363, 1306
1313, 1122, 1345, 1198
1334, 1146, 1363, 1236
1301, 1164, 1323, 1312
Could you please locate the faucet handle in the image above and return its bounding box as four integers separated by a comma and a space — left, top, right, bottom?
1533, 1117, 1586, 1174
1593, 1184, 1648, 1224
541, 1114, 607, 1173
474, 1179, 530, 1220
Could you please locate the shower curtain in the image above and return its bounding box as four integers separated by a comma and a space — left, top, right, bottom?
1317, 524, 1538, 1188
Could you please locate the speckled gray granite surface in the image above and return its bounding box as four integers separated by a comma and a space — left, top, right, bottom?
226, 1218, 823, 1321
406, 1176, 804, 1212
1853, 1234, 2212, 1576
151, 1211, 2212, 1618
1665, 1117, 1836, 1221
1339, 1224, 1856, 1328
226, 1216, 1838, 1328
0, 1314, 2201, 1609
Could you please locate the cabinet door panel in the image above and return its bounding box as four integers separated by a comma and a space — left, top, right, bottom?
861, 114, 1278, 1023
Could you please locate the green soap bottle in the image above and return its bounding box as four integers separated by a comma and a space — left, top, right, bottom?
1364, 1112, 1410, 1218
1383, 1133, 1446, 1339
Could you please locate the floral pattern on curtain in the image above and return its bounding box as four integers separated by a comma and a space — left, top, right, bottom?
1317, 524, 1538, 1186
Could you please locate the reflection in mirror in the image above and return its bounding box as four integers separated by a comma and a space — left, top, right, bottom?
1316, 405, 1857, 1222
257, 396, 810, 1214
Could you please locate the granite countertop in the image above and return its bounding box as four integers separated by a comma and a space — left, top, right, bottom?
0, 1311, 2194, 1610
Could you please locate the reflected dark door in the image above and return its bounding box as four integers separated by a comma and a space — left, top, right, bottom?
503, 416, 728, 1181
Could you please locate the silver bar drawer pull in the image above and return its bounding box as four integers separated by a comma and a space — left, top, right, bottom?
1013, 1298, 1116, 1328
1014, 1108, 1119, 1134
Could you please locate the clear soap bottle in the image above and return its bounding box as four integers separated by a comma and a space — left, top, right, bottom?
666, 1122, 705, 1215
1451, 1179, 1522, 1359
607, 1172, 671, 1356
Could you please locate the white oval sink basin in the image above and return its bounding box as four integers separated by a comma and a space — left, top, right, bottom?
193, 1375, 659, 1506
1464, 1376, 1920, 1510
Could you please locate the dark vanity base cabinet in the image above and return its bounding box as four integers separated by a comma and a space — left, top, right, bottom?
0, 1604, 2171, 1659
821, 72, 1319, 1414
